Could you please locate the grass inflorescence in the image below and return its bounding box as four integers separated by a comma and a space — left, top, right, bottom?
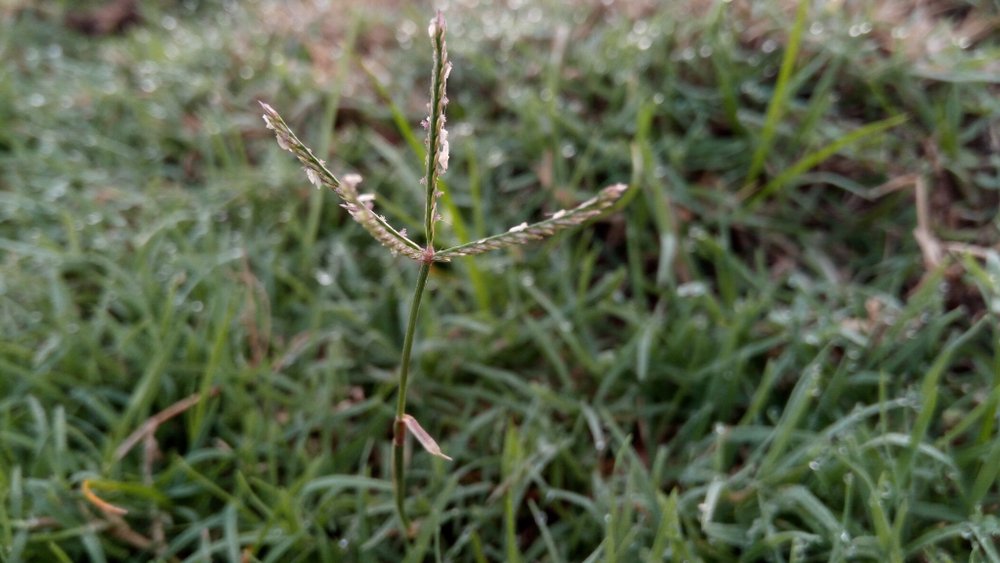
1, 0, 998, 561
262, 11, 628, 531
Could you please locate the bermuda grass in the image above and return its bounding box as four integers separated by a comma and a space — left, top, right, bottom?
1, 0, 998, 561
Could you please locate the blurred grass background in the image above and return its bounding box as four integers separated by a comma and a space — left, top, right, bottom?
1, 0, 999, 560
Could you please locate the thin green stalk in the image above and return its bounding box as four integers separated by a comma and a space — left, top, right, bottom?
393, 261, 432, 530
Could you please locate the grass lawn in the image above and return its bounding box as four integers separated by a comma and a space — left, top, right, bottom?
2, 0, 999, 561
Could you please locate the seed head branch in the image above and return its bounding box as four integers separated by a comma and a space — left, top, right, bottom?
260, 101, 424, 260
423, 11, 451, 247
435, 183, 629, 260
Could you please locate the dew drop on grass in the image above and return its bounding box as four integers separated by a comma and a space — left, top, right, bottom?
691, 314, 707, 329
810, 22, 824, 36
45, 179, 69, 202
677, 281, 707, 298
24, 46, 40, 64
808, 459, 821, 471
698, 45, 713, 58
27, 93, 46, 108
521, 273, 534, 287
338, 538, 349, 550
637, 36, 652, 51
560, 143, 576, 158
315, 271, 333, 286
652, 93, 664, 105
848, 23, 871, 38
761, 39, 777, 53
486, 148, 504, 167
144, 103, 166, 121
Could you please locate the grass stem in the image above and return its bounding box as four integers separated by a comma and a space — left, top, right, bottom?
393, 260, 432, 530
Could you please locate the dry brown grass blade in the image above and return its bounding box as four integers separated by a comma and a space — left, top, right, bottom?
114, 388, 220, 461
81, 479, 128, 516
399, 414, 452, 461
913, 175, 943, 271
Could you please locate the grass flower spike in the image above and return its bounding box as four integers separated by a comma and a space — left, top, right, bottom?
260, 102, 425, 261
261, 10, 629, 532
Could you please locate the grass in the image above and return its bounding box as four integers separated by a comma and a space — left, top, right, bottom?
1, 0, 999, 561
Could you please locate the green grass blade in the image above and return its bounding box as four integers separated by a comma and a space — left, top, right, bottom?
749, 114, 908, 206
745, 0, 809, 185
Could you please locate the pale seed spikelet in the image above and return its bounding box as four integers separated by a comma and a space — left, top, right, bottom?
438, 127, 450, 172
434, 183, 629, 260
305, 167, 320, 188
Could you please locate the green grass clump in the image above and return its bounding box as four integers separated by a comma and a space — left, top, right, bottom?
1, 0, 998, 561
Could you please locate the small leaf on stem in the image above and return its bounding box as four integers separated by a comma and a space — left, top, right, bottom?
400, 414, 452, 461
